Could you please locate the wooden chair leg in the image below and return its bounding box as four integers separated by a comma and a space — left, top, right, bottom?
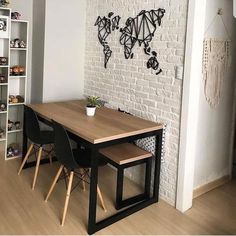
45, 165, 64, 202
79, 168, 86, 191
18, 143, 34, 175
32, 146, 43, 190
97, 185, 107, 212
61, 171, 74, 226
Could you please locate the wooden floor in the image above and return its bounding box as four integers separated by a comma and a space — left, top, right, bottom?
0, 156, 236, 235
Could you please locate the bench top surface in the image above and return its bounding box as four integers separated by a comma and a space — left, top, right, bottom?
99, 143, 152, 165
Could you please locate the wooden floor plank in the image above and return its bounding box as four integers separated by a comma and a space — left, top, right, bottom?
0, 156, 235, 234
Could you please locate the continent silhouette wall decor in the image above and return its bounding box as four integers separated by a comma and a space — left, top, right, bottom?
95, 12, 121, 68
95, 8, 165, 75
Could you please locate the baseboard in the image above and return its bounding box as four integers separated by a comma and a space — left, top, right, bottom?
193, 175, 231, 199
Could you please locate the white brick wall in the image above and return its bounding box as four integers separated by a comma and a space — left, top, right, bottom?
84, 0, 188, 206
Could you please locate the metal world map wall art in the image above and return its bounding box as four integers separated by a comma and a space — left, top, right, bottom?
95, 8, 165, 75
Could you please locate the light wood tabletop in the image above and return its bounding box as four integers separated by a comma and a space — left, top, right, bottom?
29, 100, 163, 144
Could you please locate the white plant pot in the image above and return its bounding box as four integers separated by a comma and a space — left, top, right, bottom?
86, 106, 96, 116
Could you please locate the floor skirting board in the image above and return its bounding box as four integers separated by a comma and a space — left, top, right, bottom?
193, 175, 231, 199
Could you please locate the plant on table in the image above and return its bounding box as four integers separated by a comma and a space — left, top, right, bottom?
86, 96, 102, 116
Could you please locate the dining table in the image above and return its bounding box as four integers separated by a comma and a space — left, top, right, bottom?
23, 100, 164, 234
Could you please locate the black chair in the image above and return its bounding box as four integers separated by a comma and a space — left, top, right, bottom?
45, 120, 107, 226
18, 106, 54, 190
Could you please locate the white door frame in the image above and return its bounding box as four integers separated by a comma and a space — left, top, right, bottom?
176, 0, 206, 212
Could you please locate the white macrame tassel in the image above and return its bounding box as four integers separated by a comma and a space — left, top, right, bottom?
202, 39, 230, 108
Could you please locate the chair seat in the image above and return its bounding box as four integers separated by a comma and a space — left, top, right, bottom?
99, 143, 152, 165
32, 130, 54, 145
73, 149, 107, 168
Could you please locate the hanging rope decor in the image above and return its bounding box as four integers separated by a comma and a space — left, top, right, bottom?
202, 38, 230, 108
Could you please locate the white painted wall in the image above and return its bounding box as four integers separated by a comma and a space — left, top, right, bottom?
42, 0, 86, 102
10, 0, 33, 103
176, 0, 206, 212
193, 0, 236, 189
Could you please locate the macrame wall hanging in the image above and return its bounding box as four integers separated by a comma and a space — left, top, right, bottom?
203, 39, 230, 108
202, 9, 231, 108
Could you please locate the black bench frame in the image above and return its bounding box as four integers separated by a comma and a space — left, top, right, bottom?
101, 153, 153, 210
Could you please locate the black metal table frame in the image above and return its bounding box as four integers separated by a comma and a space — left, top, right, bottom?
22, 114, 163, 235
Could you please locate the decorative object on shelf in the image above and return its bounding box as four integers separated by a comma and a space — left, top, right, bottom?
0, 102, 6, 111
11, 66, 20, 75
0, 57, 8, 65
8, 119, 13, 131
0, 15, 9, 38
0, 0, 9, 7
15, 121, 20, 130
13, 38, 20, 48
19, 40, 26, 48
7, 143, 20, 157
9, 95, 17, 103
8, 95, 24, 104
8, 94, 14, 103
11, 12, 21, 20
10, 38, 27, 48
95, 8, 165, 75
0, 74, 7, 83
10, 65, 25, 76
0, 128, 4, 138
202, 39, 230, 108
7, 146, 14, 157
86, 96, 102, 116
10, 39, 14, 48
16, 95, 24, 103
13, 147, 20, 156
95, 12, 121, 68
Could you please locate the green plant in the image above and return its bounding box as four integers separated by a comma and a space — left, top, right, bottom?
87, 96, 102, 108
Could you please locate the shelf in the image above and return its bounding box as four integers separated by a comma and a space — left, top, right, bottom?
8, 103, 25, 106
9, 76, 26, 79
0, 7, 11, 11
10, 48, 27, 51
0, 110, 7, 114
11, 19, 28, 23
6, 155, 22, 160
8, 129, 22, 134
4, 6, 28, 161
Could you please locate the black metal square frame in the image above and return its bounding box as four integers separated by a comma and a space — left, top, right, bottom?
102, 154, 153, 210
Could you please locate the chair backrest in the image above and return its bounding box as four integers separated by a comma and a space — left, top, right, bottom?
24, 106, 41, 143
52, 120, 78, 170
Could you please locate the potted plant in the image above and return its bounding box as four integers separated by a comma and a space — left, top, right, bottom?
86, 96, 102, 116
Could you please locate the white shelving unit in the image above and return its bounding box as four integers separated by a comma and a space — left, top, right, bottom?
0, 7, 28, 160
0, 7, 10, 159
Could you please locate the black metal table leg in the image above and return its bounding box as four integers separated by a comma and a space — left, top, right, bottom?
88, 147, 99, 235
153, 129, 163, 201
115, 167, 124, 210
145, 157, 152, 198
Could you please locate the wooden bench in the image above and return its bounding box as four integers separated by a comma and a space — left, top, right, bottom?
100, 143, 153, 210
